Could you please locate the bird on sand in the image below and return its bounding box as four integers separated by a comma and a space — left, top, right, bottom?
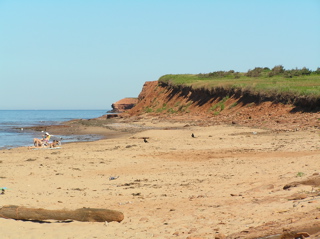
144, 138, 148, 143
191, 133, 195, 138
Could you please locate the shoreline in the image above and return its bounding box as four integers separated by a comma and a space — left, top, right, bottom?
4, 118, 132, 150
0, 110, 112, 150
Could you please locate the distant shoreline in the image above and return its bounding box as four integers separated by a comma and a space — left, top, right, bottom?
17, 117, 141, 149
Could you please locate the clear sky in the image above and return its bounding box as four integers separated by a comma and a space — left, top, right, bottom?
1, 0, 319, 110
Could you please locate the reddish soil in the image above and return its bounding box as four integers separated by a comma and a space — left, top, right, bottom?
111, 97, 138, 113
127, 81, 320, 132
123, 81, 320, 238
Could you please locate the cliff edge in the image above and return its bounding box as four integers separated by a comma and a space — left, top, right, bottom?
111, 97, 138, 113
126, 80, 320, 131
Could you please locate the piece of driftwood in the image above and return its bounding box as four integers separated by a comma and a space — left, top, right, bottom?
283, 176, 320, 190
0, 205, 124, 222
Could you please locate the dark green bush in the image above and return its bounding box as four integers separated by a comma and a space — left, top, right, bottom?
268, 65, 285, 77
283, 67, 312, 78
234, 72, 241, 79
300, 67, 311, 75
246, 67, 263, 77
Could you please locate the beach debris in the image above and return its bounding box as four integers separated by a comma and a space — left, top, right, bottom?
119, 201, 132, 205
283, 175, 320, 190
0, 205, 124, 222
132, 192, 141, 196
109, 176, 119, 180
214, 233, 227, 239
143, 138, 148, 143
280, 230, 310, 239
287, 193, 309, 201
0, 187, 7, 194
26, 158, 37, 162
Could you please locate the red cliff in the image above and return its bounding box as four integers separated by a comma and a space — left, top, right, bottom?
111, 97, 138, 113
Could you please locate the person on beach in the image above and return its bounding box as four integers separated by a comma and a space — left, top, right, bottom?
33, 132, 51, 147
42, 132, 51, 145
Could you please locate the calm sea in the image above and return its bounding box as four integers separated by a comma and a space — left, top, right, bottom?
0, 110, 109, 149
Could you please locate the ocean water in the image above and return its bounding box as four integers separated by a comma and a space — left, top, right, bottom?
0, 110, 109, 149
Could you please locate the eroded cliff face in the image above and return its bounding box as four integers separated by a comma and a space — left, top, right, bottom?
111, 98, 138, 113
126, 80, 320, 131
127, 80, 282, 116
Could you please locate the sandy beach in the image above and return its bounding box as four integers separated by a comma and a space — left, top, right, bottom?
1, 116, 320, 238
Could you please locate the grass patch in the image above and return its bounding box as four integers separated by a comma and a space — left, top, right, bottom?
167, 108, 177, 114
229, 102, 238, 109
174, 101, 181, 107
158, 66, 320, 100
144, 107, 153, 113
156, 103, 167, 113
177, 102, 192, 112
209, 96, 229, 112
296, 172, 305, 177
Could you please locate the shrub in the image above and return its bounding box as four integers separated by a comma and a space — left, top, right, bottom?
234, 72, 241, 79
268, 65, 285, 77
300, 67, 311, 75
246, 67, 263, 77
283, 67, 312, 78
208, 71, 228, 78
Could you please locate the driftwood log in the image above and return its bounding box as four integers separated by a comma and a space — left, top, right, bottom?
283, 176, 320, 190
0, 205, 124, 222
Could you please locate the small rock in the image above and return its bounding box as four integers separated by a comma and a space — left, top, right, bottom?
287, 193, 308, 200
215, 233, 226, 239
308, 200, 317, 204
139, 217, 149, 222
295, 232, 310, 238
188, 228, 197, 234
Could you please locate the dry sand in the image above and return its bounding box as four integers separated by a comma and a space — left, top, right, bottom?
1, 117, 320, 238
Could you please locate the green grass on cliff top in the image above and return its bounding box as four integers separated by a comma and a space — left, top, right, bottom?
158, 67, 320, 97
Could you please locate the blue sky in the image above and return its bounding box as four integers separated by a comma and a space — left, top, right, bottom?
1, 0, 319, 110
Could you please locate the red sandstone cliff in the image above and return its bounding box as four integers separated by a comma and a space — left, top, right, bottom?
111, 97, 138, 113
125, 80, 320, 131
